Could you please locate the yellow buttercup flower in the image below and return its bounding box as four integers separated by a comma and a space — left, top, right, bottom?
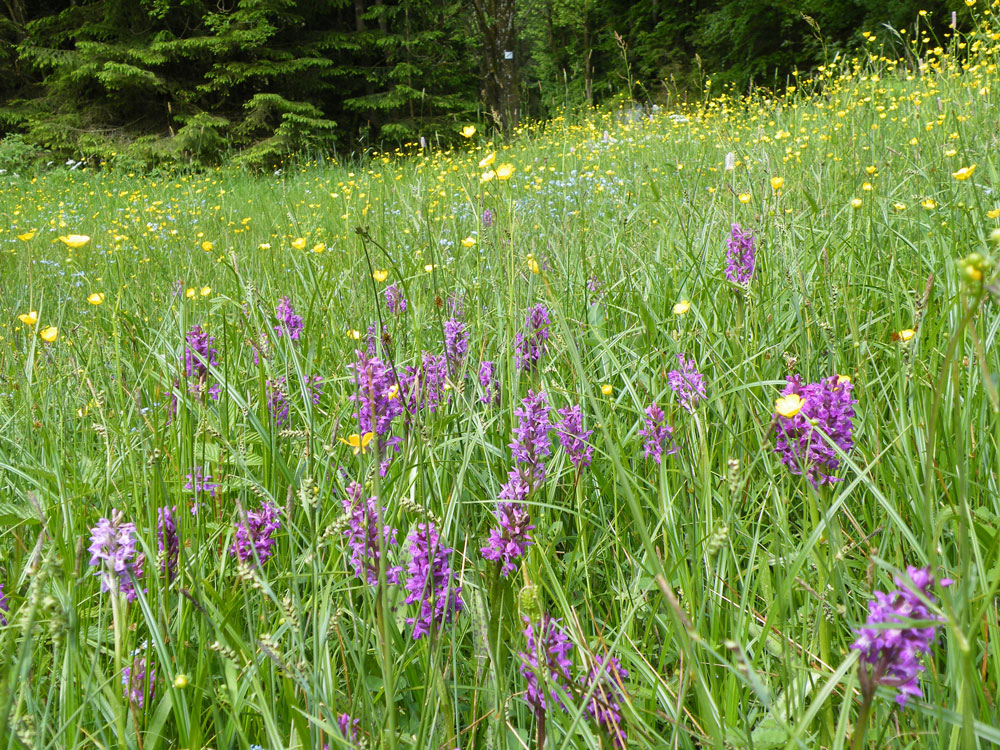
461, 125, 477, 138
775, 393, 804, 418
738, 193, 751, 204
201, 241, 214, 252
770, 176, 784, 191
987, 208, 1000, 219
897, 328, 916, 342
850, 197, 863, 209
952, 165, 976, 181
894, 202, 907, 211
87, 293, 105, 305
387, 384, 399, 400
17, 231, 36, 241
836, 375, 851, 386
496, 163, 515, 180
921, 199, 937, 210
347, 329, 361, 340
18, 311, 38, 326
601, 384, 613, 396
461, 236, 476, 248
200, 286, 211, 296
478, 152, 496, 169
673, 300, 691, 315
527, 256, 540, 274
481, 170, 496, 183
372, 269, 389, 282
339, 432, 374, 455
58, 234, 90, 249
291, 237, 307, 250
39, 326, 58, 343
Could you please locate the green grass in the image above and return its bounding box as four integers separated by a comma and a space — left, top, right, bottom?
0, 14, 999, 750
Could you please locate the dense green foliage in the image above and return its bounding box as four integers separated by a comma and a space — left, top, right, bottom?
0, 0, 976, 166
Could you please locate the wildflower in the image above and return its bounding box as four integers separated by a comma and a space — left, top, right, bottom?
88, 510, 145, 601
17, 231, 35, 241
18, 311, 38, 326
385, 283, 407, 314
122, 657, 155, 708
601, 384, 613, 396
527, 255, 540, 274
342, 482, 400, 586
482, 208, 494, 227
372, 269, 388, 282
479, 152, 496, 168
724, 224, 756, 285
894, 202, 907, 211
444, 318, 468, 376
952, 165, 976, 180
39, 326, 58, 342
274, 296, 304, 340
338, 714, 361, 745
87, 292, 105, 305
173, 674, 188, 689
852, 566, 951, 706
672, 300, 690, 315
638, 404, 677, 464
185, 465, 220, 500
582, 656, 629, 748
668, 354, 706, 412
157, 505, 179, 581
738, 193, 751, 204
770, 176, 784, 191
348, 350, 404, 462
850, 197, 863, 209
921, 199, 937, 210
481, 170, 496, 183
402, 522, 463, 639
291, 237, 307, 250
461, 236, 476, 247
773, 374, 857, 486
461, 125, 477, 138
481, 501, 535, 576
339, 432, 374, 455
519, 615, 574, 712
555, 404, 594, 470
896, 328, 916, 342
183, 325, 218, 380
0, 582, 9, 625
496, 163, 515, 180
267, 375, 323, 426
201, 241, 214, 252
509, 390, 552, 478
58, 234, 90, 249
231, 502, 281, 564
478, 360, 500, 405
514, 304, 551, 373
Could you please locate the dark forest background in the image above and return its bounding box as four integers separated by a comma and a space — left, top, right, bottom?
0, 0, 970, 168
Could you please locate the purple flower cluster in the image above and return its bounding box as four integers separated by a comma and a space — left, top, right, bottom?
443, 317, 468, 376
337, 713, 360, 745
478, 360, 500, 405
482, 208, 494, 227
385, 283, 407, 315
773, 374, 857, 486
514, 304, 551, 373
0, 582, 8, 625
122, 656, 155, 708
520, 615, 574, 712
231, 502, 281, 565
348, 349, 403, 446
582, 656, 629, 748
402, 352, 448, 414
274, 296, 304, 340
402, 522, 463, 639
185, 465, 220, 500
638, 404, 677, 464
183, 325, 221, 400
342, 482, 401, 587
157, 505, 179, 581
482, 391, 550, 576
266, 375, 323, 426
668, 354, 706, 412
851, 566, 951, 706
88, 510, 145, 601
724, 223, 756, 285
555, 404, 594, 470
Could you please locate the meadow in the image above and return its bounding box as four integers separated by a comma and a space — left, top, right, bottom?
1, 8, 1000, 750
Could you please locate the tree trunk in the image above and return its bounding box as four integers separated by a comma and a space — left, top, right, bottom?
471, 0, 520, 132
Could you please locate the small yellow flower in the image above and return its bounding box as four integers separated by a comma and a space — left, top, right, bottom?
987, 208, 1000, 219
496, 163, 515, 180
86, 293, 105, 305
894, 202, 907, 211
39, 326, 58, 343
424, 263, 435, 273
347, 329, 361, 340
673, 300, 691, 315
966, 0, 976, 6
185, 288, 196, 299
478, 152, 496, 169
200, 286, 211, 296
461, 236, 476, 248
17, 231, 36, 241
58, 234, 90, 249
387, 384, 399, 400
952, 165, 976, 180
312, 243, 325, 253
921, 198, 937, 210
173, 674, 189, 689
461, 125, 477, 138
601, 384, 613, 396
775, 393, 804, 418
373, 269, 389, 282
201, 241, 214, 252
338, 432, 374, 455
18, 311, 38, 326
770, 176, 784, 191
850, 197, 863, 209
259, 242, 272, 250
898, 328, 916, 342
837, 375, 851, 385
862, 182, 873, 191
480, 169, 496, 183
291, 237, 307, 250
738, 193, 751, 204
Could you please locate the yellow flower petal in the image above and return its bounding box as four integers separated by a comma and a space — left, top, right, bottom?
200, 286, 211, 296
39, 326, 58, 343
373, 269, 388, 282
58, 234, 90, 249
18, 311, 38, 325
480, 170, 496, 183
496, 163, 515, 180
478, 152, 496, 169
86, 293, 105, 305
339, 432, 374, 455
673, 300, 691, 315
898, 328, 916, 342
952, 165, 976, 181
770, 176, 784, 191
201, 241, 214, 252
738, 193, 751, 204
601, 384, 613, 396
775, 393, 804, 418
291, 237, 307, 250
461, 125, 477, 138
461, 236, 476, 248
17, 231, 36, 241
